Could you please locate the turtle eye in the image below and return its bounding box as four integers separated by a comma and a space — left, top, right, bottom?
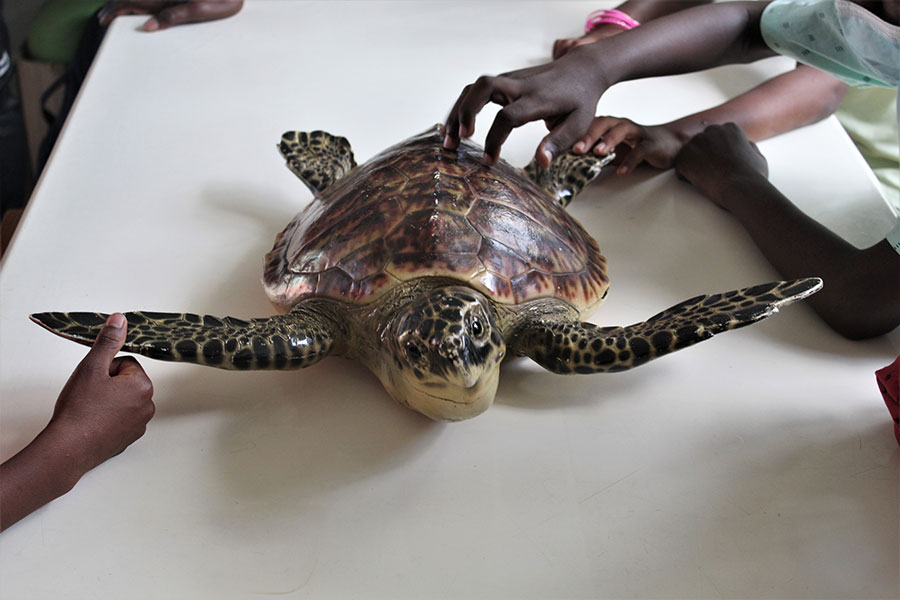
470, 316, 484, 338
405, 341, 422, 361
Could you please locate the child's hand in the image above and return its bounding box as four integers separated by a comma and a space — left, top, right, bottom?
49, 313, 155, 474
674, 123, 768, 207
443, 47, 607, 168
572, 117, 688, 175
553, 24, 627, 59
98, 0, 243, 32
0, 314, 155, 531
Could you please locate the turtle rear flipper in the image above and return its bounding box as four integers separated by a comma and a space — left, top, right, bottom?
279, 130, 357, 194
523, 150, 615, 208
30, 305, 342, 370
511, 278, 822, 374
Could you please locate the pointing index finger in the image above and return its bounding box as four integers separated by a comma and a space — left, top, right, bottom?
443, 85, 470, 150
444, 75, 520, 151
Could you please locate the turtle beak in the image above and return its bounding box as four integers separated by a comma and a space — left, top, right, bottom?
409, 365, 501, 422
378, 334, 503, 421
463, 373, 481, 389
433, 334, 494, 389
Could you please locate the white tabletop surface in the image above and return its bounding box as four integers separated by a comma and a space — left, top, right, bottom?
1, 2, 898, 598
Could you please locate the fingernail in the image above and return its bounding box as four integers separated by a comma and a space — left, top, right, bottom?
573, 142, 585, 153
442, 135, 453, 149
617, 166, 629, 175
540, 148, 553, 167
107, 313, 126, 329
595, 143, 607, 154
143, 18, 159, 31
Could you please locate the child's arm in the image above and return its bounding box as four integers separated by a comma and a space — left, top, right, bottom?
579, 64, 849, 174
606, 0, 714, 23
444, 1, 774, 166
554, 0, 714, 58
660, 65, 848, 144
0, 314, 155, 532
674, 124, 900, 339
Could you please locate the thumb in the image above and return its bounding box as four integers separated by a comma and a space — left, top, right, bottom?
85, 313, 128, 368
143, 4, 193, 31
535, 112, 592, 169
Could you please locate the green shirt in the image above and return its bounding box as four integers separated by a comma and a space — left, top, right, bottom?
26, 0, 104, 63
761, 0, 900, 250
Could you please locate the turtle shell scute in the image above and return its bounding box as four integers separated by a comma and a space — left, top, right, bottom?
263, 126, 609, 312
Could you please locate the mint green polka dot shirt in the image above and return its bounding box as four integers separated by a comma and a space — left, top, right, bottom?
762, 0, 900, 253
761, 0, 899, 88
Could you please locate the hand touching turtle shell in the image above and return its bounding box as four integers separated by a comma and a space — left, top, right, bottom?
443, 2, 776, 167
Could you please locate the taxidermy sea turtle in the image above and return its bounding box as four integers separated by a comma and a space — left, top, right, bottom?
31, 125, 821, 421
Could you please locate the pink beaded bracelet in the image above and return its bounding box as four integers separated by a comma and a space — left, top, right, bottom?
584, 8, 641, 33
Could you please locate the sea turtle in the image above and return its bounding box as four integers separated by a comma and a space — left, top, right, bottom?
31, 125, 821, 421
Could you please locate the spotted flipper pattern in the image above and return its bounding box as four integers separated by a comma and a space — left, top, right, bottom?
511, 278, 822, 374
523, 150, 615, 207
30, 305, 342, 370
279, 130, 357, 195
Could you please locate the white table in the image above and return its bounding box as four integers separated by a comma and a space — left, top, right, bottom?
1, 2, 897, 598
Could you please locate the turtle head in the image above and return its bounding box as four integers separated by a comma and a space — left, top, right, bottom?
383, 286, 506, 421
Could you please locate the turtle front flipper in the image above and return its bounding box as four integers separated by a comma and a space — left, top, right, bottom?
279, 130, 357, 194
523, 150, 615, 208
30, 305, 343, 370
511, 278, 822, 374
